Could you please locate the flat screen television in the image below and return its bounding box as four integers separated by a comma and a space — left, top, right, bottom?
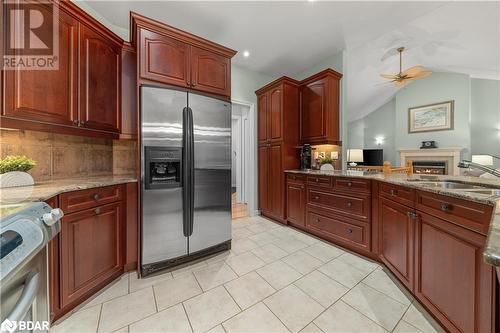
362, 149, 383, 166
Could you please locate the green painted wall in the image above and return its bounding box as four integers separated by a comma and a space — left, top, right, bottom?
231, 65, 275, 105
395, 72, 471, 157
471, 78, 500, 168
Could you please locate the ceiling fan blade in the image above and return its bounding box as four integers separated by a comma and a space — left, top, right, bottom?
407, 71, 432, 80
395, 80, 407, 88
380, 73, 397, 79
400, 65, 423, 78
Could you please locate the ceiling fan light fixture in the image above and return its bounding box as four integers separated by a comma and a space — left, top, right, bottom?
379, 47, 432, 87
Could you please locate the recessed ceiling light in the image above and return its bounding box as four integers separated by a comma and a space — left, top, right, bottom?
243, 50, 250, 58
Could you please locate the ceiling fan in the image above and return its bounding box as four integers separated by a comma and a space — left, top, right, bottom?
380, 47, 432, 87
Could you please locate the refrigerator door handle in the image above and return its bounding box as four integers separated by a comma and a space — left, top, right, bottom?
188, 106, 195, 236
182, 107, 191, 238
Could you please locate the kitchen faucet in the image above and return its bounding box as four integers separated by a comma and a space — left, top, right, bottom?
457, 159, 500, 178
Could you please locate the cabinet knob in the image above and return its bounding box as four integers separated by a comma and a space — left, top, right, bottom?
441, 203, 452, 212
407, 211, 417, 219
95, 207, 101, 215
93, 193, 100, 200
390, 189, 397, 196
72, 119, 79, 126
316, 218, 320, 223
80, 121, 86, 127
347, 182, 352, 187
346, 202, 352, 208
315, 178, 319, 182
347, 229, 353, 234
315, 196, 319, 200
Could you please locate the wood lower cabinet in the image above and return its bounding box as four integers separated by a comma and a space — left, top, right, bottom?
48, 184, 136, 322
378, 197, 414, 289
60, 202, 123, 309
415, 212, 496, 333
286, 177, 306, 226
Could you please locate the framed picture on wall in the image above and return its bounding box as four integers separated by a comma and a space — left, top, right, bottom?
408, 100, 454, 133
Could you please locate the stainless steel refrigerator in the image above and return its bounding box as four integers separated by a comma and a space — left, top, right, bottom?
141, 86, 232, 276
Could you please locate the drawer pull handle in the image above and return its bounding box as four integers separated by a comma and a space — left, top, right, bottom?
441, 203, 452, 212
347, 182, 352, 187
346, 202, 352, 208
95, 207, 101, 215
93, 193, 100, 200
347, 229, 353, 234
390, 189, 397, 196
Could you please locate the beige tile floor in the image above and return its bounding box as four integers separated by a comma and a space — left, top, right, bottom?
50, 216, 444, 333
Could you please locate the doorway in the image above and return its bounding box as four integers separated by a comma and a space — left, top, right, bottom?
231, 101, 253, 219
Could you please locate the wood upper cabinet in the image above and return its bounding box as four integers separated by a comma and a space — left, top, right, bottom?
60, 202, 123, 309
300, 69, 342, 145
269, 86, 283, 141
132, 13, 236, 98
378, 197, 414, 289
120, 43, 138, 139
286, 178, 306, 226
190, 46, 230, 97
257, 93, 269, 144
79, 24, 121, 133
415, 212, 495, 333
2, 6, 78, 126
139, 29, 189, 88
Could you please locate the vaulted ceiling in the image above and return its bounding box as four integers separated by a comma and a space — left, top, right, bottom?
79, 1, 500, 121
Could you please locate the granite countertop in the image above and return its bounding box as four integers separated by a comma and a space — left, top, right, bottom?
0, 175, 138, 206
285, 169, 500, 267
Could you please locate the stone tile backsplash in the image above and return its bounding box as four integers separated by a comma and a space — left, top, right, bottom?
0, 129, 137, 182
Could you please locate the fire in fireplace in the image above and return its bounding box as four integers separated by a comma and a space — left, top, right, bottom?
412, 161, 447, 175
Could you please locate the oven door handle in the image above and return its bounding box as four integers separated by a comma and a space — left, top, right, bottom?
1, 271, 40, 332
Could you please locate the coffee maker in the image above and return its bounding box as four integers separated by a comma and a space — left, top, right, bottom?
300, 144, 312, 170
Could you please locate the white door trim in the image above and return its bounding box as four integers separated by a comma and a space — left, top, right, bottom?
231, 99, 257, 216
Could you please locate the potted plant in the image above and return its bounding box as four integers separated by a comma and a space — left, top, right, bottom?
0, 155, 36, 188
319, 156, 334, 170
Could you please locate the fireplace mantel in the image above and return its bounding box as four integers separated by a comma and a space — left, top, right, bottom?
399, 148, 464, 176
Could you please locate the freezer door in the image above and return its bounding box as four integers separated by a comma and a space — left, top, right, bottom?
141, 86, 188, 265
188, 93, 232, 254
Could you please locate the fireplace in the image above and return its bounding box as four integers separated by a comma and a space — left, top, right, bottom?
412, 161, 447, 175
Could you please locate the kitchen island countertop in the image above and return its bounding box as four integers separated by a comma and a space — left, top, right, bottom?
285, 169, 500, 267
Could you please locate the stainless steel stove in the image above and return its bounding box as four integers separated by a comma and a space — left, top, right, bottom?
0, 202, 63, 333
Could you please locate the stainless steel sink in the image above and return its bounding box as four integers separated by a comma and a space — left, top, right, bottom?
408, 179, 500, 196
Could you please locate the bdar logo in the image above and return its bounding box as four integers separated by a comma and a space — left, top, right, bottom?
0, 319, 17, 333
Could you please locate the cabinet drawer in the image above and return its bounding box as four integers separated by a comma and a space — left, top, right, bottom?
307, 175, 332, 188
334, 177, 371, 193
308, 189, 370, 222
379, 182, 415, 207
60, 185, 124, 214
307, 210, 370, 250
415, 190, 493, 235
287, 173, 305, 183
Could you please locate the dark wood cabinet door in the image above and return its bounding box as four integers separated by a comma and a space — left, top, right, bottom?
60, 202, 123, 309
269, 144, 283, 220
120, 43, 138, 139
300, 78, 327, 142
3, 6, 78, 126
269, 86, 282, 141
257, 93, 268, 144
80, 24, 121, 133
190, 46, 230, 97
415, 212, 495, 333
286, 182, 305, 226
258, 146, 269, 213
139, 29, 189, 88
379, 198, 414, 289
